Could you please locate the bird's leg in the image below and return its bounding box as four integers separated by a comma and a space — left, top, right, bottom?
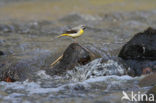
72, 38, 77, 43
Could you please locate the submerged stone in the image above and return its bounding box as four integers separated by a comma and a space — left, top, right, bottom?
139, 72, 156, 87
0, 61, 33, 82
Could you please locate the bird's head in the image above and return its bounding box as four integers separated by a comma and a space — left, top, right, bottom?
80, 25, 86, 30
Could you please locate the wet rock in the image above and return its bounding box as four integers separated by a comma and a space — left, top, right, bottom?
0, 61, 33, 82
0, 51, 4, 56
125, 60, 156, 76
139, 73, 156, 87
47, 43, 97, 76
118, 27, 156, 76
119, 27, 156, 60
142, 67, 152, 75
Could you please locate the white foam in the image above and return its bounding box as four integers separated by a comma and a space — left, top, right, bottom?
0, 74, 139, 98
66, 58, 127, 82
36, 70, 52, 79
84, 75, 134, 83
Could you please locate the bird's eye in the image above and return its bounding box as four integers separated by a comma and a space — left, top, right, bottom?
82, 26, 86, 29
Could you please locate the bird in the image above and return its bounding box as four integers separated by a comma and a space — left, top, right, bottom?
57, 25, 86, 41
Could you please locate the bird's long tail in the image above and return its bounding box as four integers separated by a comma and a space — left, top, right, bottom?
57, 34, 69, 38
50, 34, 69, 41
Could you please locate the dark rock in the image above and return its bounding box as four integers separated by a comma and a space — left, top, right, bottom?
118, 27, 156, 76
0, 51, 4, 56
47, 43, 97, 76
125, 60, 156, 76
0, 61, 33, 82
142, 67, 152, 75
119, 27, 156, 60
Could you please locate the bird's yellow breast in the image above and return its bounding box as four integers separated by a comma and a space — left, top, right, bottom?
79, 29, 84, 35
72, 29, 84, 37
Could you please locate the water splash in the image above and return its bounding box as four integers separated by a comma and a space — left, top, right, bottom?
66, 58, 126, 82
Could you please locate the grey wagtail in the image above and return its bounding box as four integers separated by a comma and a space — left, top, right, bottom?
57, 25, 86, 39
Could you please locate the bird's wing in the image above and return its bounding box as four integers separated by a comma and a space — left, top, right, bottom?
63, 29, 78, 34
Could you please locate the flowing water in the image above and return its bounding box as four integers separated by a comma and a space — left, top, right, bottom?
0, 0, 156, 103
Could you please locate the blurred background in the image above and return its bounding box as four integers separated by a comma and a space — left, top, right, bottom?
0, 0, 156, 22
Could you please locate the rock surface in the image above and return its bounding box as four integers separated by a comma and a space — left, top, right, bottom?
118, 27, 156, 76
47, 43, 97, 76
139, 73, 156, 87
0, 60, 33, 82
